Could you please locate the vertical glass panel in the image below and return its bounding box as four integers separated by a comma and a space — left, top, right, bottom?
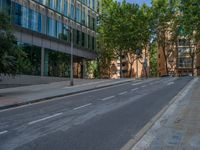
57, 0, 63, 13
38, 13, 42, 32
12, 3, 22, 26
47, 17, 56, 37
57, 21, 62, 38
48, 0, 54, 9
70, 4, 74, 19
64, 0, 68, 16
29, 9, 38, 31
76, 7, 81, 23
21, 6, 29, 28
81, 9, 85, 25
63, 24, 69, 41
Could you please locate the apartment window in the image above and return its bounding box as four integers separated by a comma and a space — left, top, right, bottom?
178, 57, 192, 68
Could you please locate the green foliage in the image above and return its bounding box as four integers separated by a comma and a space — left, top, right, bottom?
97, 0, 152, 78
0, 12, 26, 76
149, 42, 157, 77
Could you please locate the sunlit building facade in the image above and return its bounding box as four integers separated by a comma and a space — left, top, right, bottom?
0, 0, 98, 77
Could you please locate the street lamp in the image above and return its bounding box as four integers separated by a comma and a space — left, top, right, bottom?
63, 26, 74, 86
70, 28, 74, 86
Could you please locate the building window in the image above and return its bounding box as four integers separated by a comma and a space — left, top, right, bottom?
21, 7, 29, 28
56, 20, 62, 38
76, 7, 81, 23
13, 3, 22, 26
70, 4, 74, 19
81, 32, 85, 47
81, 9, 85, 25
48, 0, 56, 10
64, 1, 68, 17
47, 17, 56, 37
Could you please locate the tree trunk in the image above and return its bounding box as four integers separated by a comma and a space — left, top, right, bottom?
129, 63, 133, 78
120, 51, 123, 78
192, 55, 194, 76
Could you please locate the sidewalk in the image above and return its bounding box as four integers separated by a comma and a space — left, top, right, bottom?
132, 77, 200, 150
0, 78, 143, 110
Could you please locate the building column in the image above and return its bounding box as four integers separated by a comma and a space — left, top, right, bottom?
82, 59, 87, 79
44, 49, 49, 76
41, 47, 45, 76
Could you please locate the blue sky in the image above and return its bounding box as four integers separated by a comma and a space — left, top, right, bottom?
117, 0, 151, 6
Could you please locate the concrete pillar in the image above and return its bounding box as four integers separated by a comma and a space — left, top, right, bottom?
82, 59, 87, 79
41, 47, 45, 76
44, 49, 49, 76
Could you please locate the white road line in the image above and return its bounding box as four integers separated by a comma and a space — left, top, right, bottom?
73, 103, 92, 110
141, 85, 147, 88
167, 82, 174, 86
0, 130, 8, 135
118, 91, 127, 95
131, 88, 138, 91
132, 82, 143, 86
102, 96, 115, 101
28, 113, 63, 125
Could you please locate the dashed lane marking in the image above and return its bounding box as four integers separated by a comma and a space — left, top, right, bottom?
102, 96, 115, 101
28, 113, 63, 125
118, 91, 128, 95
131, 88, 138, 91
73, 103, 92, 110
0, 130, 8, 135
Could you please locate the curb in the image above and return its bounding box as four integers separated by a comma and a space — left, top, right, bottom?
0, 79, 135, 111
120, 77, 197, 150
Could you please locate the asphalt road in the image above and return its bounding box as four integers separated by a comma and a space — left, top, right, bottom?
0, 77, 192, 150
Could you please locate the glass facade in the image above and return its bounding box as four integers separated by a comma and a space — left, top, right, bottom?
0, 0, 98, 77
12, 3, 42, 33
10, 1, 96, 51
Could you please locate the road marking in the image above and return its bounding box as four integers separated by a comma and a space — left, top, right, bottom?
118, 91, 127, 95
131, 88, 138, 91
102, 96, 115, 101
28, 113, 63, 125
0, 130, 8, 135
141, 85, 147, 88
132, 82, 143, 86
167, 82, 174, 86
73, 103, 92, 110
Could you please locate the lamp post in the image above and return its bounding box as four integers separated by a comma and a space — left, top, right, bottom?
70, 28, 74, 86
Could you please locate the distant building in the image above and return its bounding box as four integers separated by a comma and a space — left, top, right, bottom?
110, 50, 150, 79
0, 0, 99, 78
157, 37, 200, 76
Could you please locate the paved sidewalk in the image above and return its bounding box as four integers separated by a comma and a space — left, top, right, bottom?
0, 78, 147, 110
132, 77, 200, 150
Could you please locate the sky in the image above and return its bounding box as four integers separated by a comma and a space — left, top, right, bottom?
117, 0, 151, 6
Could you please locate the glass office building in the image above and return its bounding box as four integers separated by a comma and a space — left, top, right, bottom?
0, 0, 98, 77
